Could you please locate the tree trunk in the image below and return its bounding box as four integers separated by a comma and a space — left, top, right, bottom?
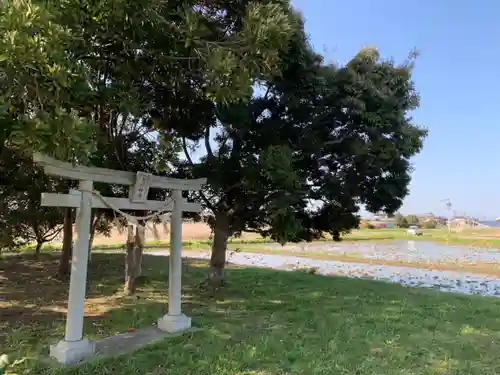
58, 208, 73, 279
209, 213, 230, 286
124, 225, 136, 295
88, 212, 97, 261
124, 225, 146, 295
134, 225, 145, 278
34, 240, 43, 259
124, 224, 146, 294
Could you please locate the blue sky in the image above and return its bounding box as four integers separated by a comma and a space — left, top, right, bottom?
292, 0, 500, 219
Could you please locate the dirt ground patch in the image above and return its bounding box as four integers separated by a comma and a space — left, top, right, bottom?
92, 222, 213, 245
49, 222, 260, 247
453, 228, 500, 240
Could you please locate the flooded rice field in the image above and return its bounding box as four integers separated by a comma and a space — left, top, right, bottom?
263, 240, 500, 264
161, 240, 500, 298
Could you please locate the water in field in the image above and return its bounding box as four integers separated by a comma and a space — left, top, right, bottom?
170, 249, 500, 298
145, 239, 500, 298
263, 240, 500, 264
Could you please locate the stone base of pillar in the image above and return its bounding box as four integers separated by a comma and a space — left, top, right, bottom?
50, 338, 96, 364
157, 314, 191, 333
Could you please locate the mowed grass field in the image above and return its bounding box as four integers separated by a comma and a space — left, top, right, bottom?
345, 227, 500, 247
3, 253, 500, 375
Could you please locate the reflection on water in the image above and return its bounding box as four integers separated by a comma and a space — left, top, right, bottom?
266, 240, 500, 264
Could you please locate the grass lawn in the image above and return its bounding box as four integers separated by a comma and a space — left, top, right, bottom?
344, 228, 500, 248
3, 253, 500, 374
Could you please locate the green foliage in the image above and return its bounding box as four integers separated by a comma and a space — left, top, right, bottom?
0, 0, 95, 159
359, 221, 375, 230
198, 1, 295, 103
257, 145, 305, 243
394, 213, 409, 228
405, 214, 420, 226
2, 0, 294, 157
421, 219, 438, 229
0, 149, 64, 252
175, 25, 427, 253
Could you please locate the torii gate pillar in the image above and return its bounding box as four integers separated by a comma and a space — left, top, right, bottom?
157, 189, 191, 332
50, 180, 95, 364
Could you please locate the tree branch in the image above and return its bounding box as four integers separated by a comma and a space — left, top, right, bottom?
217, 135, 230, 161
242, 228, 262, 234
204, 126, 216, 163
183, 137, 216, 212
263, 85, 271, 101
323, 135, 349, 147
182, 137, 195, 166
43, 226, 64, 242
118, 112, 130, 136
198, 190, 216, 213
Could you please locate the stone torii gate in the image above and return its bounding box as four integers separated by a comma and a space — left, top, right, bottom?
33, 153, 206, 364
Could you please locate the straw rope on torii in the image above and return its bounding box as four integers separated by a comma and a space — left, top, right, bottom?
77, 187, 174, 230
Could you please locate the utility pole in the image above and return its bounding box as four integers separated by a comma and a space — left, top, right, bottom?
441, 198, 453, 234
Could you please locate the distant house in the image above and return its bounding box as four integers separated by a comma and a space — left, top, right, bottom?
449, 216, 485, 228
368, 214, 395, 228
435, 216, 448, 226
417, 213, 447, 227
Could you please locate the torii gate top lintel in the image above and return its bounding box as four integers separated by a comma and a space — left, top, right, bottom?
33, 152, 207, 191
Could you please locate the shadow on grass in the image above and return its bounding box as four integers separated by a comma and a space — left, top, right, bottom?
0, 254, 125, 309
3, 253, 500, 374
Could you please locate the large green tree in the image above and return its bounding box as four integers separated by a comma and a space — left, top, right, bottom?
0, 0, 297, 285
0, 0, 95, 263
11, 0, 295, 286
2, 0, 296, 174
173, 39, 427, 283
0, 0, 295, 240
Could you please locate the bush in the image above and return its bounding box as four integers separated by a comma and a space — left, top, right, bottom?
405, 214, 420, 226
421, 219, 437, 229
359, 221, 375, 229
394, 213, 408, 228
